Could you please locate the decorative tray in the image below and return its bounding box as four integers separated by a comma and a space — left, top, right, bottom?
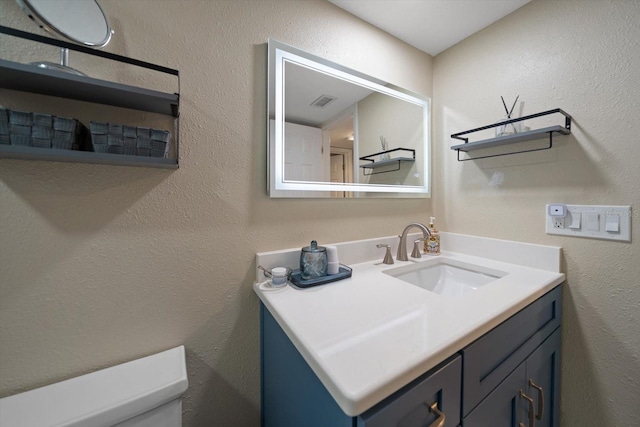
289, 265, 352, 288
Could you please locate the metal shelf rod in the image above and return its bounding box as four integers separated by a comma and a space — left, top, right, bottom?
0, 25, 178, 76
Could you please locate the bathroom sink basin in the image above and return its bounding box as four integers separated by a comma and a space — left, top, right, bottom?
384, 258, 507, 297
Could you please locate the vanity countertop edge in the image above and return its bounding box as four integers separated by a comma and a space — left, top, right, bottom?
254, 232, 565, 416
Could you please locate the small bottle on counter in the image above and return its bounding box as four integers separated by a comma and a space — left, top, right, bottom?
425, 217, 440, 255
326, 245, 340, 275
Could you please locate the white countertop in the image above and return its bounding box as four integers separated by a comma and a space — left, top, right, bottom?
254, 233, 565, 416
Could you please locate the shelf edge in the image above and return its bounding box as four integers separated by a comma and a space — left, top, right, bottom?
0, 59, 179, 117
0, 145, 178, 169
451, 126, 569, 152
360, 157, 415, 169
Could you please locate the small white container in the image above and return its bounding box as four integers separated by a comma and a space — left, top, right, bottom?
326, 245, 340, 275
270, 267, 288, 287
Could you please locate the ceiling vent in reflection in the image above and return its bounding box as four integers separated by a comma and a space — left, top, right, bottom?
310, 94, 337, 108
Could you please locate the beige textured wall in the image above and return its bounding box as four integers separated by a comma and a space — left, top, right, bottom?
0, 0, 433, 426
433, 0, 639, 425
4, 0, 637, 425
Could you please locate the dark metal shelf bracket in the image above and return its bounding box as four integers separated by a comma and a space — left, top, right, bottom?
360, 147, 416, 175
362, 160, 403, 175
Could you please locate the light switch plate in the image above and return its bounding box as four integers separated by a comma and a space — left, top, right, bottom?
586, 213, 600, 231
605, 215, 620, 232
568, 212, 581, 229
546, 204, 632, 241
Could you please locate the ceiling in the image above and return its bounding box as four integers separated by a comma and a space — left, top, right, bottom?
328, 0, 531, 56
284, 60, 374, 127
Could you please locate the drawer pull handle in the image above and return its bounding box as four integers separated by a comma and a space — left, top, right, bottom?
428, 401, 446, 427
520, 389, 535, 427
529, 379, 544, 420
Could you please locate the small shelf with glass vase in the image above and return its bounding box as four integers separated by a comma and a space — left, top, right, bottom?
450, 108, 572, 161
359, 147, 415, 175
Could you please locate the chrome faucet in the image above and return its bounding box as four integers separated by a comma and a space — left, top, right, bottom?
397, 223, 431, 261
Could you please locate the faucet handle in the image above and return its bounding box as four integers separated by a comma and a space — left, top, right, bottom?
376, 244, 394, 265
411, 238, 426, 259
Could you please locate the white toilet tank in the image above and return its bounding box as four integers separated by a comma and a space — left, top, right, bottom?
0, 346, 188, 427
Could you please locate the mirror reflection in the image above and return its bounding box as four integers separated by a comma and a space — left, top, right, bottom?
268, 40, 430, 198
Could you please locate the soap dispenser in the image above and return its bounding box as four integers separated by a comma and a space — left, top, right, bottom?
425, 217, 441, 255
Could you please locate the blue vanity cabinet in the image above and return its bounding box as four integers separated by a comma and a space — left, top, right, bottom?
260, 285, 562, 427
261, 305, 462, 427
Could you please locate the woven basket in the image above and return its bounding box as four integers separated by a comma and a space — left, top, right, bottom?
1, 107, 85, 150
89, 121, 171, 158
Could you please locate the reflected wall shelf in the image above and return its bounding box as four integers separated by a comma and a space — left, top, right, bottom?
359, 148, 415, 175
0, 26, 180, 168
450, 108, 571, 161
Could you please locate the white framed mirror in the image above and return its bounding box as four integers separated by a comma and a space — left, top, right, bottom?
267, 40, 431, 198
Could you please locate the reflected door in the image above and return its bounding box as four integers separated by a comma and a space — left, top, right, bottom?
285, 122, 324, 182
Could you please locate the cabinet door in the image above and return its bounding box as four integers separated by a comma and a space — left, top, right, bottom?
462, 363, 526, 427
524, 329, 561, 427
463, 328, 562, 427
461, 286, 562, 417
358, 355, 461, 427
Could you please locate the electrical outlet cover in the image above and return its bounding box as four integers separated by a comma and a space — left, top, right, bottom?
546, 204, 631, 241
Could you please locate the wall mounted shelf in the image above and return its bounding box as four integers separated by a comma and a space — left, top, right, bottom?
450, 108, 571, 161
0, 26, 180, 169
0, 145, 178, 169
359, 148, 415, 175
0, 60, 179, 117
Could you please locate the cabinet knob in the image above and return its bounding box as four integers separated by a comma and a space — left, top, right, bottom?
519, 389, 536, 427
529, 379, 544, 420
428, 401, 445, 427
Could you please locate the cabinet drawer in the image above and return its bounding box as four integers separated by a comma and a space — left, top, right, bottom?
358, 354, 461, 427
461, 285, 562, 416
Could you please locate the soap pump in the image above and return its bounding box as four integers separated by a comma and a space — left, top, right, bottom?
424, 217, 440, 255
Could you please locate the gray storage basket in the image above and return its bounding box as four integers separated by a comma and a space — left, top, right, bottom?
0, 108, 8, 145
90, 121, 171, 158
9, 124, 31, 145
2, 108, 85, 150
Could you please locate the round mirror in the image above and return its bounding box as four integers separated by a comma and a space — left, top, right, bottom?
16, 0, 113, 47
15, 0, 113, 75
